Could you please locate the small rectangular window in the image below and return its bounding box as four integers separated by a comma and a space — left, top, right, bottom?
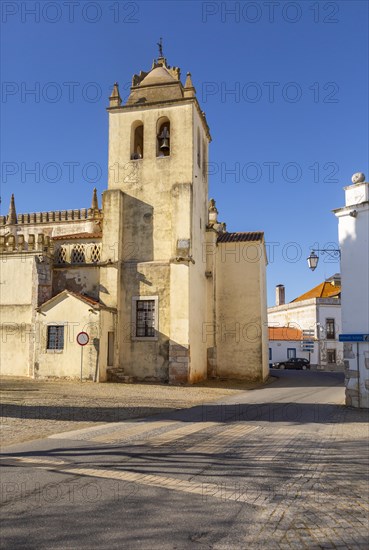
327, 349, 336, 363
132, 296, 158, 340
47, 326, 64, 350
269, 348, 272, 360
326, 318, 335, 340
287, 348, 296, 359
136, 300, 155, 337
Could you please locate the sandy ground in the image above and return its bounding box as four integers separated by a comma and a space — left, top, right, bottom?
0, 376, 269, 447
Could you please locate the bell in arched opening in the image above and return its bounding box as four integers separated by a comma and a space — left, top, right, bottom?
157, 122, 170, 157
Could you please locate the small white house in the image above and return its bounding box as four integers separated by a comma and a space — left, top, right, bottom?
268, 276, 344, 369
268, 326, 317, 366
35, 290, 115, 381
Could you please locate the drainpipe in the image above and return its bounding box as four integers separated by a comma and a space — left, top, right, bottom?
316, 301, 320, 368
357, 342, 361, 408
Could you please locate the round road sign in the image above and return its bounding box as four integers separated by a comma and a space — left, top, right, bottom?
76, 332, 89, 346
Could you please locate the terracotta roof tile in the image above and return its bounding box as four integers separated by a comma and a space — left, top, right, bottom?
37, 289, 101, 310
67, 291, 100, 306
52, 232, 102, 241
292, 281, 341, 302
217, 231, 264, 243
269, 327, 303, 341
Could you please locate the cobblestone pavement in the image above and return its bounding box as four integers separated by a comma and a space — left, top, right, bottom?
1, 372, 368, 549
0, 376, 261, 448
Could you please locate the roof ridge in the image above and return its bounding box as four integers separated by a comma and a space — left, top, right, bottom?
52, 232, 102, 240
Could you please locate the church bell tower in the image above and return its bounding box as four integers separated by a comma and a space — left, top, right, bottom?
100, 47, 212, 383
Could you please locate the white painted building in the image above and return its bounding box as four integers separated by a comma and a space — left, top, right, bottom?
268, 326, 315, 366
333, 172, 369, 408
268, 276, 344, 369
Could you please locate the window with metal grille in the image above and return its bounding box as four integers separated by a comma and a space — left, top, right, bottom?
71, 244, 85, 264
136, 300, 155, 337
47, 325, 64, 350
56, 246, 67, 264
327, 349, 336, 363
326, 318, 335, 339
90, 244, 101, 263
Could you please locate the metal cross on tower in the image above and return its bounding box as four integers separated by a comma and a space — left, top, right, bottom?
157, 37, 163, 58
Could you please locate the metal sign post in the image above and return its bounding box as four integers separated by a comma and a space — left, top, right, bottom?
76, 332, 89, 382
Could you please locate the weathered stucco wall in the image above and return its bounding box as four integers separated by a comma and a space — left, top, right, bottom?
188, 108, 210, 383
35, 294, 100, 380
0, 217, 99, 240
53, 266, 100, 299
215, 241, 268, 381
0, 254, 44, 376
121, 261, 171, 381
108, 103, 195, 262
268, 301, 318, 334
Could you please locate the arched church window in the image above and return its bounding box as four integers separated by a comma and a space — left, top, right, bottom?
157, 117, 170, 157
131, 122, 144, 160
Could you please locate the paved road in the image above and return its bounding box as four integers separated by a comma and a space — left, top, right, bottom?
1, 371, 368, 549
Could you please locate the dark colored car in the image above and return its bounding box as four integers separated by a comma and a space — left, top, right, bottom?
272, 358, 310, 370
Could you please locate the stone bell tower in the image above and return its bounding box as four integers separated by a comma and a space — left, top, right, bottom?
99, 50, 212, 383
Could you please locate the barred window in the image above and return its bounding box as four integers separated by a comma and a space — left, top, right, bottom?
47, 325, 64, 350
71, 244, 85, 264
56, 246, 67, 264
326, 318, 335, 340
136, 300, 155, 337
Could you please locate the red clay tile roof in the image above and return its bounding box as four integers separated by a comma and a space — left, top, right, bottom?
292, 281, 341, 302
217, 231, 264, 243
269, 327, 303, 341
67, 291, 100, 306
37, 289, 101, 310
52, 232, 102, 240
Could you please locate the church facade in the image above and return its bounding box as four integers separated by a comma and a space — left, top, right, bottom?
0, 55, 269, 384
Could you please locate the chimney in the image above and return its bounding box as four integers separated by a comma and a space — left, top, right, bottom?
276, 284, 285, 306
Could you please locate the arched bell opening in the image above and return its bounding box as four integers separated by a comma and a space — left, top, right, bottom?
157, 117, 171, 157
131, 121, 144, 160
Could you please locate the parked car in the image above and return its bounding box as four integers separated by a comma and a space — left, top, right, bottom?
272, 358, 310, 370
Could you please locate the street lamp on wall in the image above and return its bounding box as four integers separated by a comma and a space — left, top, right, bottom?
307, 249, 341, 271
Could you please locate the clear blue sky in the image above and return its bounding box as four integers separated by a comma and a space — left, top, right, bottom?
1, 0, 368, 305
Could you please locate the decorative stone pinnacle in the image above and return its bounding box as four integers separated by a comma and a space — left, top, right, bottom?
91, 187, 99, 210
184, 72, 196, 97
208, 198, 218, 226
7, 194, 17, 225
109, 82, 122, 107
208, 198, 218, 213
